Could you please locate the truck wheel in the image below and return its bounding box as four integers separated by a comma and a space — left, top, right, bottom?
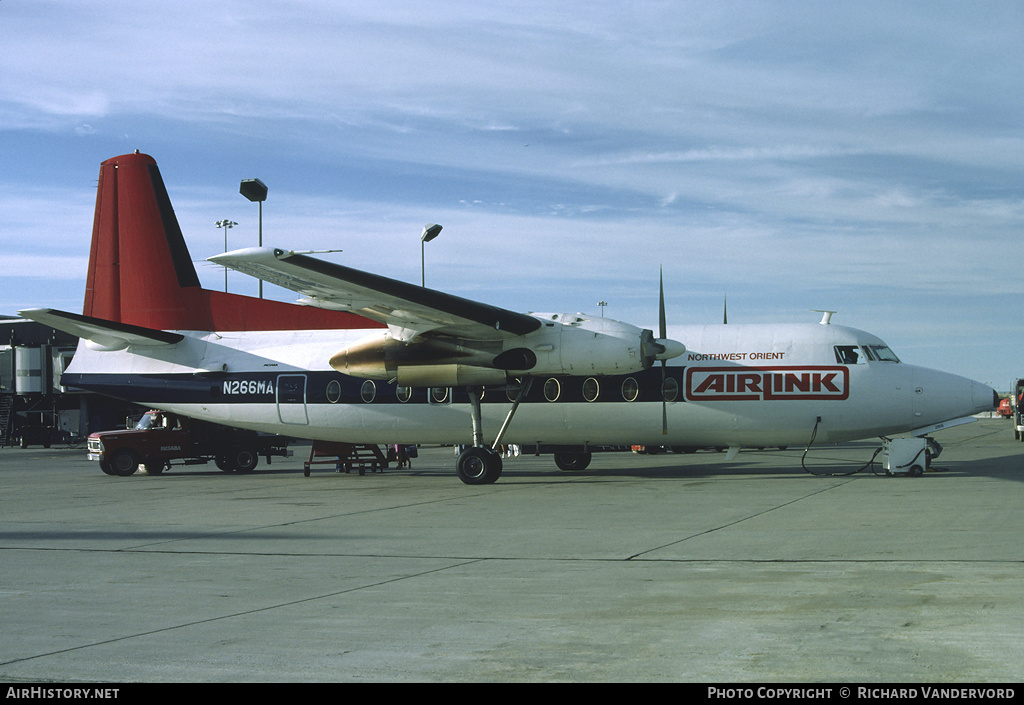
99, 460, 115, 476
107, 449, 140, 477
141, 460, 165, 475
215, 455, 234, 472
231, 448, 258, 474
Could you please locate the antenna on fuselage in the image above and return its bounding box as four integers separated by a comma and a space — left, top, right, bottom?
811, 309, 836, 325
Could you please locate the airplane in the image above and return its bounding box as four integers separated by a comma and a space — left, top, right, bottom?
20, 152, 997, 484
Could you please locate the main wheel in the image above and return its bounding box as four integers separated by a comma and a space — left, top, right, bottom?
456, 446, 502, 485
107, 448, 140, 477
554, 451, 592, 471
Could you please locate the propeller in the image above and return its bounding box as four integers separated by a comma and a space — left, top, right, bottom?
647, 267, 684, 435
660, 267, 668, 435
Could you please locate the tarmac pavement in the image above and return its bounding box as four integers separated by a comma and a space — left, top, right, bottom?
1, 419, 1022, 683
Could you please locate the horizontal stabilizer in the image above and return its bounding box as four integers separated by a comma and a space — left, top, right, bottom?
18, 308, 184, 351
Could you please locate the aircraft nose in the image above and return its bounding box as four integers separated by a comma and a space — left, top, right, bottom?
975, 380, 999, 414
912, 368, 997, 426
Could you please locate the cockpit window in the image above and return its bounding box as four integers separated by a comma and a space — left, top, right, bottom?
867, 345, 900, 363
836, 344, 900, 364
834, 345, 862, 364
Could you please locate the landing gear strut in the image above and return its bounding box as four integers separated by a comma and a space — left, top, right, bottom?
455, 381, 531, 485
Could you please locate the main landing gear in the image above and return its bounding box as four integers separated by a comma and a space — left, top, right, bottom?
455, 382, 530, 485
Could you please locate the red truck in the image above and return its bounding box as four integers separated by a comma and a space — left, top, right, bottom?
87, 410, 291, 476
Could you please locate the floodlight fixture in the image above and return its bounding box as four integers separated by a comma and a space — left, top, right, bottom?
240, 179, 268, 297
420, 223, 442, 286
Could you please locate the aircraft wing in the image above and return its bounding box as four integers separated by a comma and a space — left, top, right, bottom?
18, 309, 184, 350
209, 247, 543, 342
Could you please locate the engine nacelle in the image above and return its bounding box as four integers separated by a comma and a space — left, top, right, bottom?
328, 314, 685, 386
392, 364, 507, 387
524, 313, 685, 376
330, 331, 501, 381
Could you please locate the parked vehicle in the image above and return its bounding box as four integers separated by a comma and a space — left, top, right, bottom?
87, 410, 290, 476
15, 424, 52, 448
1014, 379, 1024, 441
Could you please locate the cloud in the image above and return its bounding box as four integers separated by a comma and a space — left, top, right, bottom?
1, 1, 1022, 386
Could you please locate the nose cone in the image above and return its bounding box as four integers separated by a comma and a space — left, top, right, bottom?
654, 338, 686, 361
914, 367, 997, 426
974, 380, 999, 414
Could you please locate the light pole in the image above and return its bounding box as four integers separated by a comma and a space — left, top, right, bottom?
420, 223, 442, 286
215, 220, 237, 291
598, 301, 608, 317
239, 178, 268, 298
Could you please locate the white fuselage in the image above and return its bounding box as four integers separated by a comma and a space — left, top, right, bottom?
63, 321, 994, 449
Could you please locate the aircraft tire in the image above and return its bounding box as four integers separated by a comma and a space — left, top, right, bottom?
554, 451, 592, 471
107, 449, 140, 477
456, 446, 502, 485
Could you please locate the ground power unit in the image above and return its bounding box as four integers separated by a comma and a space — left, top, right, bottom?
883, 438, 928, 476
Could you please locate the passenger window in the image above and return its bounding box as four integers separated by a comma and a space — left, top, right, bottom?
327, 380, 342, 403
543, 378, 561, 402
430, 387, 450, 404
621, 378, 639, 402
662, 377, 679, 402
360, 380, 376, 403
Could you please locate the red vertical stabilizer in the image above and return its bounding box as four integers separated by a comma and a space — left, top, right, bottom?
82, 152, 380, 333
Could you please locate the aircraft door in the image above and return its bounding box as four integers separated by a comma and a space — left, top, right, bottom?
276, 374, 309, 425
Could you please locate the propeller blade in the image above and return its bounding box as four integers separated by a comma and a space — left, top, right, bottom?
660, 266, 668, 435
659, 267, 667, 340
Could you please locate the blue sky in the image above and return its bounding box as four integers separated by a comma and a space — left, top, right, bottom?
2, 1, 1022, 388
